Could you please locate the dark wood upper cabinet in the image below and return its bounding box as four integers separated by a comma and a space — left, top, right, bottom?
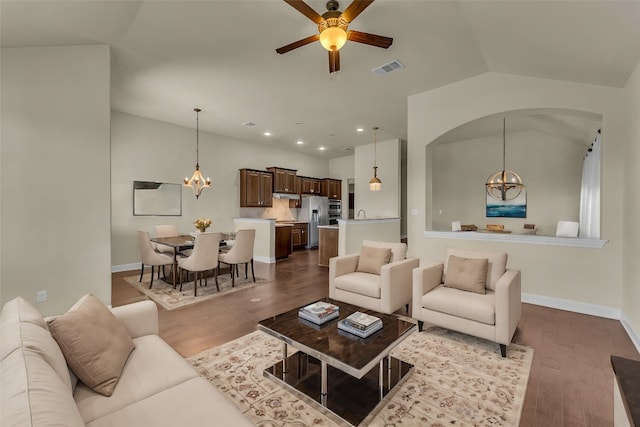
239, 169, 273, 207
267, 167, 297, 194
322, 178, 342, 199
300, 177, 322, 195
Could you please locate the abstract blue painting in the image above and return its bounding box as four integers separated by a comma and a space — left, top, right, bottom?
486, 189, 527, 218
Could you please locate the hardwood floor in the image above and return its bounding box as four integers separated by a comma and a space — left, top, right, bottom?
112, 249, 639, 426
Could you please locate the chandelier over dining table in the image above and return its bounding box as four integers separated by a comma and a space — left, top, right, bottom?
184, 107, 211, 199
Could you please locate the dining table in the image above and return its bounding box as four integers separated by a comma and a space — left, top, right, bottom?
150, 232, 235, 286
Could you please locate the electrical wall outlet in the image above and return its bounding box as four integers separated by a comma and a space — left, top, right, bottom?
36, 290, 47, 302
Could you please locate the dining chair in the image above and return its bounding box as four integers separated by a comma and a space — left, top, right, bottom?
154, 224, 178, 255
177, 232, 221, 296
137, 231, 174, 289
218, 229, 256, 287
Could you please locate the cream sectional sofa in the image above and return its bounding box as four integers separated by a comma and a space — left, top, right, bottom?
1, 297, 253, 427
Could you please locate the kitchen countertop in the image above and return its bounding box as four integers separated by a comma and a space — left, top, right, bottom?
318, 225, 338, 229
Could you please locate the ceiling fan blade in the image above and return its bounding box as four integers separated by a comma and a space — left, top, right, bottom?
341, 0, 374, 23
329, 50, 340, 73
284, 0, 323, 24
276, 34, 320, 54
347, 30, 393, 49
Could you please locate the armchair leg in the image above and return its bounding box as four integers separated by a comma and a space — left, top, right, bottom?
244, 262, 248, 279
500, 344, 507, 358
150, 266, 155, 289
215, 267, 219, 292
139, 264, 144, 282
405, 303, 409, 314
251, 259, 255, 282
417, 320, 424, 332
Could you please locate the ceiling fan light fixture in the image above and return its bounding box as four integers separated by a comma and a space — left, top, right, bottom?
318, 22, 347, 51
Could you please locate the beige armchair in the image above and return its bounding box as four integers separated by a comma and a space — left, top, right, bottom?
329, 240, 420, 314
412, 248, 521, 357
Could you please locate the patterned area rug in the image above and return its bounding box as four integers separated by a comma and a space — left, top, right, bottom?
124, 271, 267, 310
187, 327, 533, 426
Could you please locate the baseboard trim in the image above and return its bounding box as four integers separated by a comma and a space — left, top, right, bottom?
620, 312, 640, 353
112, 263, 139, 273
254, 255, 275, 264
522, 292, 620, 319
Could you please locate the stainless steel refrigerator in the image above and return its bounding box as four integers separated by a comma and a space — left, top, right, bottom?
299, 195, 329, 248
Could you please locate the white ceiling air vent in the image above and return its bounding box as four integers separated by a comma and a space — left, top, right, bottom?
242, 121, 256, 127
372, 60, 404, 76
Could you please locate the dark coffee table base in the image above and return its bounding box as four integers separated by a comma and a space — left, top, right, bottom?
264, 352, 414, 426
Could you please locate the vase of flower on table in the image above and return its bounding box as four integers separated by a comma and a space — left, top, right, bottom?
194, 217, 212, 233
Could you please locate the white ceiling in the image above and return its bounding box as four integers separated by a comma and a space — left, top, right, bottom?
2, 0, 639, 158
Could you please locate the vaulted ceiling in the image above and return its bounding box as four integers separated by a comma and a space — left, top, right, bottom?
2, 1, 639, 158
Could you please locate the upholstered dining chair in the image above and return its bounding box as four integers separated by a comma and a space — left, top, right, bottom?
137, 231, 174, 289
218, 229, 256, 287
177, 232, 221, 296
154, 224, 178, 255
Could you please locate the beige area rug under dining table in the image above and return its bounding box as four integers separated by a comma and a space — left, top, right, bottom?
124, 271, 267, 310
187, 326, 534, 426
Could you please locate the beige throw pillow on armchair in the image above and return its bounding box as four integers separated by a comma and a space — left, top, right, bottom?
356, 246, 392, 275
48, 294, 135, 397
444, 255, 489, 294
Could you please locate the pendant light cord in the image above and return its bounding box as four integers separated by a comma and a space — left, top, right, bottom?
195, 108, 201, 166
502, 117, 506, 171
373, 126, 379, 168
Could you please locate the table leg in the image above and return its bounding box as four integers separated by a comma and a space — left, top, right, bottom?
172, 248, 178, 288
379, 359, 385, 399
321, 361, 327, 406
281, 342, 288, 375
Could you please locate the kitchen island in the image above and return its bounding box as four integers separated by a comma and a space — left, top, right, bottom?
318, 225, 338, 267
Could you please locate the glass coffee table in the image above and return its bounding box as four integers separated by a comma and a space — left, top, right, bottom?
258, 299, 417, 426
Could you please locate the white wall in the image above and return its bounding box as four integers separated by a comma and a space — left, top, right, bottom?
1, 46, 111, 315
431, 130, 585, 235
623, 61, 640, 343
408, 72, 625, 315
354, 139, 401, 219
111, 111, 329, 268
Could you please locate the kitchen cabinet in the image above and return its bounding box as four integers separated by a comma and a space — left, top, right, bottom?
267, 167, 297, 194
300, 177, 322, 195
275, 225, 292, 259
291, 222, 308, 249
239, 169, 273, 207
289, 177, 302, 208
318, 226, 338, 267
322, 178, 342, 199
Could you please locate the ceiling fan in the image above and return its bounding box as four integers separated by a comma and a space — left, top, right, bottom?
276, 0, 393, 73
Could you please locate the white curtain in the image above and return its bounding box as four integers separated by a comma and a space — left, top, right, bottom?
579, 131, 601, 239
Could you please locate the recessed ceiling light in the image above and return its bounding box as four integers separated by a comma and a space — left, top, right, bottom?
263, 132, 271, 136
318, 147, 326, 151
297, 140, 304, 145
357, 128, 364, 132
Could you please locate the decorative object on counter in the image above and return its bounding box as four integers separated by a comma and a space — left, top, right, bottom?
369, 126, 382, 191
451, 221, 462, 231
461, 224, 478, 231
193, 217, 212, 232
483, 224, 511, 233
556, 220, 579, 237
183, 108, 211, 199
486, 118, 525, 201
187, 327, 533, 426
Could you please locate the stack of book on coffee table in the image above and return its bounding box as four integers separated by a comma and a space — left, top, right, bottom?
338, 311, 383, 338
298, 301, 340, 325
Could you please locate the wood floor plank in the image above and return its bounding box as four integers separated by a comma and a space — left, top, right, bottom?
111, 248, 640, 426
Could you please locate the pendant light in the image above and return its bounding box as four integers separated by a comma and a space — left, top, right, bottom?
369, 126, 382, 191
485, 118, 524, 201
183, 108, 211, 199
